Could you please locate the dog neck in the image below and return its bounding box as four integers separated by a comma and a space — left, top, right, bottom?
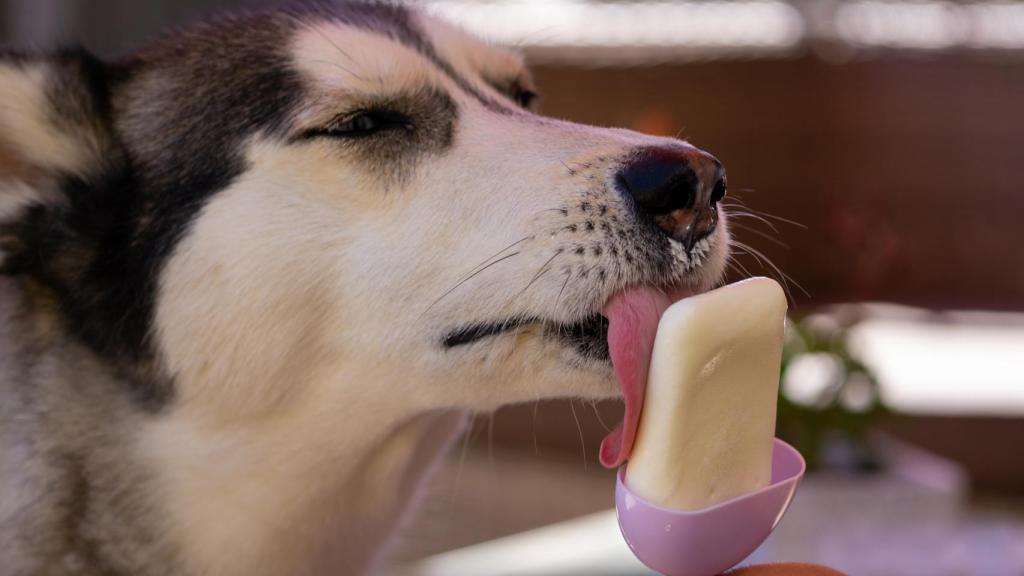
143, 392, 467, 576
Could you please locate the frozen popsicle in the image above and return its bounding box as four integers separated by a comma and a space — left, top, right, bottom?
624, 277, 787, 510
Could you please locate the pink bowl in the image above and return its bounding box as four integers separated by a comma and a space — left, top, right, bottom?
616, 438, 806, 576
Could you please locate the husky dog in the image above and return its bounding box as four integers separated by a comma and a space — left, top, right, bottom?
0, 2, 729, 575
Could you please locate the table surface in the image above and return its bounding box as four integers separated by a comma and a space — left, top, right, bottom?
389, 438, 1024, 576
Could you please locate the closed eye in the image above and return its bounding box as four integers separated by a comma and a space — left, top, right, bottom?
302, 109, 412, 139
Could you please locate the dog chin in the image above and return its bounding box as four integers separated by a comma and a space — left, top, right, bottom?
535, 334, 620, 400
532, 358, 619, 403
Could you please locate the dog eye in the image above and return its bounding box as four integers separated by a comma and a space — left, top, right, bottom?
310, 110, 412, 139
514, 89, 538, 109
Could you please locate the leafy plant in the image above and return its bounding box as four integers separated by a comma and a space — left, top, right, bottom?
777, 313, 888, 471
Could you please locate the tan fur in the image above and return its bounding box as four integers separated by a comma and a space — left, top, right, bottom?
416, 14, 530, 93
294, 23, 441, 111
0, 64, 103, 177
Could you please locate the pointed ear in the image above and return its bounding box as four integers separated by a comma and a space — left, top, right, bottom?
0, 49, 114, 221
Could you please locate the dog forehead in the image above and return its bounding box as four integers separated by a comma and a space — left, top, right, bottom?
289, 11, 526, 98
291, 20, 438, 95
413, 12, 528, 86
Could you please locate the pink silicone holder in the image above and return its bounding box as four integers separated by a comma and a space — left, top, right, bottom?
616, 438, 806, 576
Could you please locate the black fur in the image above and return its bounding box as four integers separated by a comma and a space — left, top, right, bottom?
104, 12, 305, 373
2, 16, 304, 409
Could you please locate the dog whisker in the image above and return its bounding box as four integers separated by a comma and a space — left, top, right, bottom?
722, 201, 781, 233
725, 254, 756, 280
499, 250, 562, 315
731, 240, 809, 303
590, 400, 612, 433
722, 199, 783, 232
568, 399, 588, 471
451, 235, 532, 285
724, 209, 782, 236
723, 199, 807, 230
534, 207, 569, 216
423, 236, 531, 315
308, 26, 367, 81
532, 400, 541, 456
306, 58, 365, 82
552, 270, 572, 323
487, 412, 496, 476
729, 221, 789, 248
446, 416, 476, 526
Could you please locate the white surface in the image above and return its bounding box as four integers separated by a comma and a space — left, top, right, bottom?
836, 1, 1024, 50
424, 0, 804, 51
409, 511, 650, 576
849, 308, 1024, 416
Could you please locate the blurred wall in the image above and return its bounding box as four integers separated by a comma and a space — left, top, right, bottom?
500, 51, 1024, 477
532, 56, 1024, 312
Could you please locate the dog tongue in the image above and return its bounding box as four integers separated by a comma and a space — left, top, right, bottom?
599, 286, 694, 468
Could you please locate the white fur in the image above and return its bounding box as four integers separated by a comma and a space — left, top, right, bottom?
0, 62, 108, 230
0, 65, 63, 219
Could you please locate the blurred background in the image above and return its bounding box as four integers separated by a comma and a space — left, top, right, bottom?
3, 1, 1022, 574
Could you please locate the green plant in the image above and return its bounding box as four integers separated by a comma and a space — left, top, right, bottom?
777, 313, 888, 471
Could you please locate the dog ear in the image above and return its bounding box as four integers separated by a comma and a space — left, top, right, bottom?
0, 48, 117, 270
0, 48, 114, 221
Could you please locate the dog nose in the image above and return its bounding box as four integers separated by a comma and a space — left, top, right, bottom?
616, 146, 726, 251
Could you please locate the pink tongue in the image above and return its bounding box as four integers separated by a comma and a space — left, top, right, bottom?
599, 286, 694, 469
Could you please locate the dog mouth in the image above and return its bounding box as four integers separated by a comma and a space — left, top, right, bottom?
442, 313, 611, 360
441, 283, 702, 471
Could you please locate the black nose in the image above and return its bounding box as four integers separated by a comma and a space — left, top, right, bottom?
616, 146, 726, 251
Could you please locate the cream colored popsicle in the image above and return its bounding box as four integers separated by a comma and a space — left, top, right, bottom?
625, 277, 787, 510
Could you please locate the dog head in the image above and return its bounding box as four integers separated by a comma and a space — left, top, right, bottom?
0, 4, 729, 422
